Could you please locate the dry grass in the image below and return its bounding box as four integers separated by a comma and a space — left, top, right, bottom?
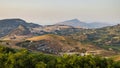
112, 55, 120, 61
26, 34, 65, 41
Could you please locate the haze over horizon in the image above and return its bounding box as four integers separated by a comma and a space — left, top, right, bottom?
0, 0, 120, 25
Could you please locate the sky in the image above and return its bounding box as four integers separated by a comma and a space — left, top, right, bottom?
0, 0, 120, 25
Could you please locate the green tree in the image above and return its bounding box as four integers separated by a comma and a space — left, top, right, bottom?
35, 62, 46, 68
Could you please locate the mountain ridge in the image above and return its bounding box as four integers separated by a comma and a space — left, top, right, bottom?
55, 19, 113, 28
0, 18, 42, 37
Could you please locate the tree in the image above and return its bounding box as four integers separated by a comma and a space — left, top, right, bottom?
35, 62, 46, 68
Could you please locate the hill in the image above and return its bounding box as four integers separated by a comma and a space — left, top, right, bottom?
8, 25, 31, 35
67, 24, 120, 51
1, 25, 32, 41
16, 34, 81, 54
15, 34, 117, 56
30, 25, 84, 36
0, 18, 41, 37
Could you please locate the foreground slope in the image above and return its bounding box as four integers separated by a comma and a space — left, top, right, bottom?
15, 34, 117, 56
17, 34, 81, 54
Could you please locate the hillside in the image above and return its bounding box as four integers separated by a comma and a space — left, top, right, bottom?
42, 25, 74, 32
17, 34, 81, 54
67, 24, 120, 51
30, 25, 84, 36
1, 25, 32, 41
8, 25, 31, 36
0, 18, 41, 37
15, 34, 117, 56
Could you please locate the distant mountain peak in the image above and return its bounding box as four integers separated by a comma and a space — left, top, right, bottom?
58, 19, 81, 24
55, 19, 113, 29
64, 19, 80, 22
55, 19, 85, 28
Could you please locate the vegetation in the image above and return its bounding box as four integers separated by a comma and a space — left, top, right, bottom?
0, 45, 120, 68
16, 34, 80, 54
66, 24, 120, 51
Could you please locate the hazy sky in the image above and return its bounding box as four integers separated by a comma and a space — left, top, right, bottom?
0, 0, 120, 25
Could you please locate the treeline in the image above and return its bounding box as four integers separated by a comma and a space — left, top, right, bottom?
0, 45, 120, 68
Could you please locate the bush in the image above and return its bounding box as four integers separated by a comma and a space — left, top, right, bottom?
0, 45, 120, 68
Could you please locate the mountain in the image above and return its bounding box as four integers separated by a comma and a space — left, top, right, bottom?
0, 18, 42, 37
55, 19, 113, 28
55, 19, 86, 28
0, 18, 113, 38
1, 25, 32, 41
